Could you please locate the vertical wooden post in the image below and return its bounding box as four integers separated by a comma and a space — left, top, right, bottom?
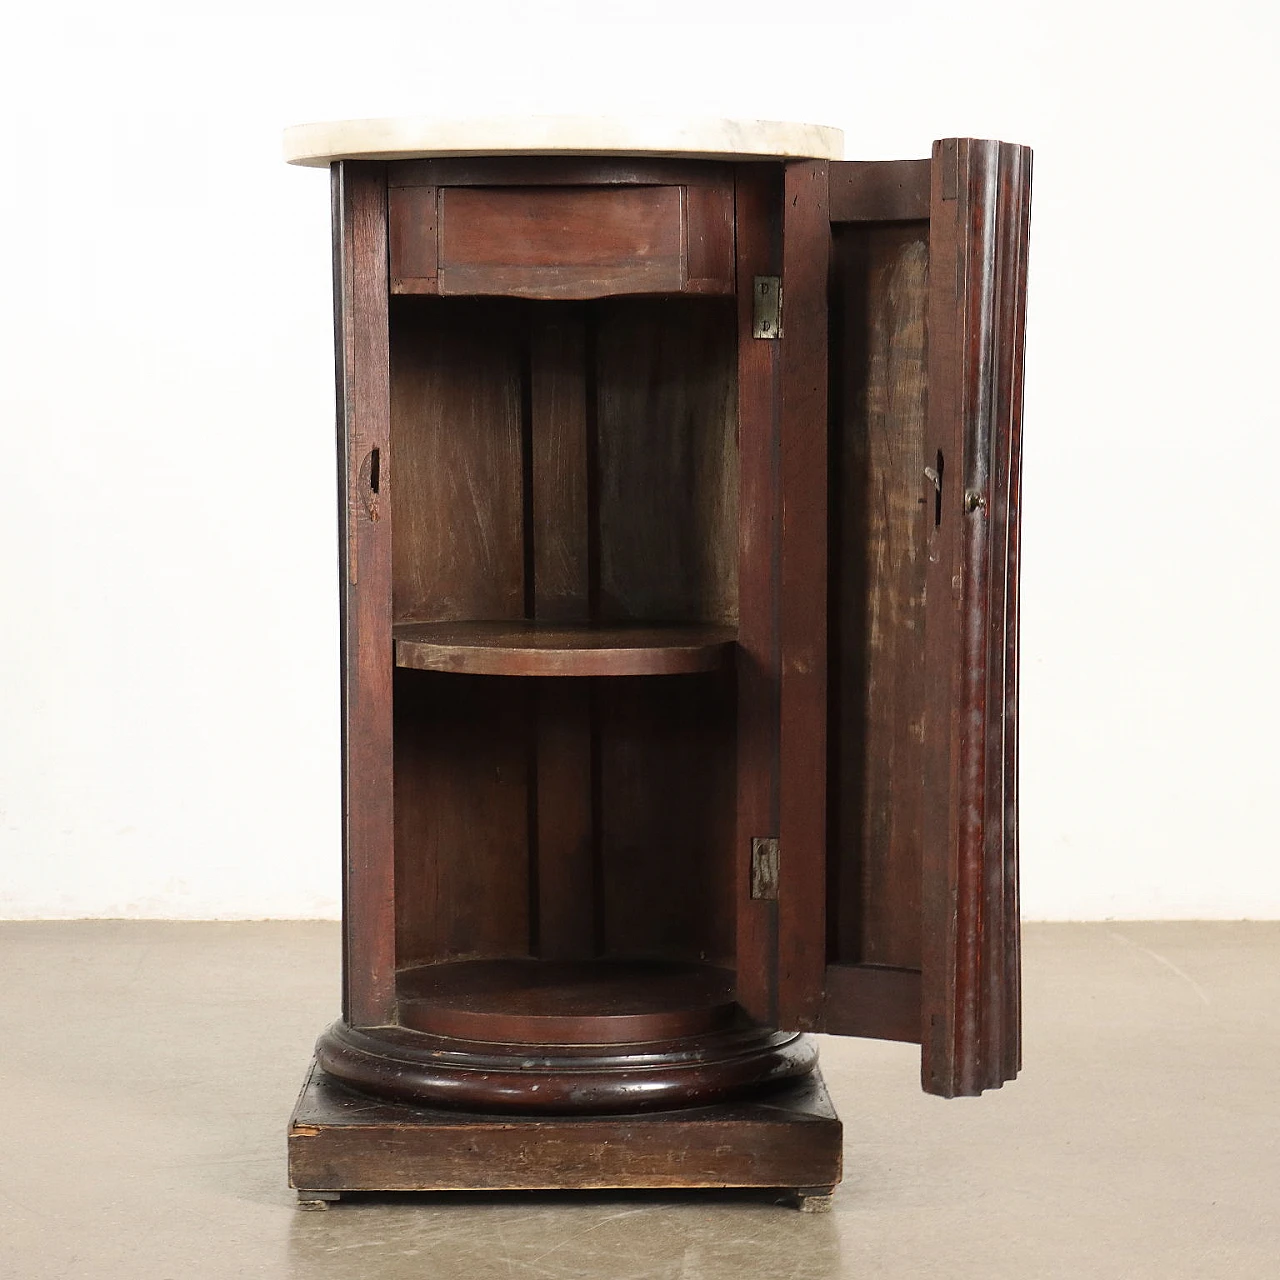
733, 165, 783, 1027
776, 161, 831, 1031
921, 139, 1031, 1096
333, 161, 396, 1027
529, 308, 597, 960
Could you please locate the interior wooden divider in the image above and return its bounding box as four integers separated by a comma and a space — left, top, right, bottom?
528, 304, 594, 960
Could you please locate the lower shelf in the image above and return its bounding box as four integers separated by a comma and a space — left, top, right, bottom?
393, 620, 736, 676
396, 957, 738, 1044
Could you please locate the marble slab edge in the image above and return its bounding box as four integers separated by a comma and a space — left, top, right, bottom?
284, 114, 845, 166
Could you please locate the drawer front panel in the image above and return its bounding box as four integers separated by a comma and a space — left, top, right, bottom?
438, 185, 685, 298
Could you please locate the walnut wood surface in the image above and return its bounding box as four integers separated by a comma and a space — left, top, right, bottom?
776, 161, 830, 1033
386, 161, 735, 300
595, 297, 738, 624
829, 159, 930, 222
527, 309, 596, 958
386, 290, 740, 983
810, 146, 1030, 1084
396, 958, 737, 1043
822, 963, 923, 1043
731, 164, 783, 1029
333, 161, 396, 1026
393, 671, 531, 969
596, 670, 737, 967
920, 138, 1031, 1098
315, 1021, 819, 1113
387, 292, 531, 975
314, 147, 1030, 1144
388, 157, 736, 189
532, 679, 595, 958
387, 184, 436, 291
389, 298, 524, 625
439, 185, 685, 298
828, 217, 929, 974
529, 310, 590, 622
289, 1060, 842, 1193
393, 621, 736, 677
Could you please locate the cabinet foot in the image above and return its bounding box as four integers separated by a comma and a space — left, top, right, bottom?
790, 1186, 835, 1213
296, 1190, 342, 1210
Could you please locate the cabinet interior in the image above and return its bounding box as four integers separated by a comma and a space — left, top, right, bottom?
387, 293, 740, 1020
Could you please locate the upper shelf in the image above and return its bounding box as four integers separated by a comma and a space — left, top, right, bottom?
394, 621, 735, 677
283, 115, 845, 166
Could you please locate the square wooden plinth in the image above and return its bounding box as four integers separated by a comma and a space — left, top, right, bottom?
288, 1060, 842, 1206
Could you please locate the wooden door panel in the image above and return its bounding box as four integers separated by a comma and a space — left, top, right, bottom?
827, 217, 929, 978
920, 138, 1032, 1097
803, 142, 1031, 1097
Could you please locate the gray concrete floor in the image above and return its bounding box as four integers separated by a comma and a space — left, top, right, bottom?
1, 922, 1276, 1279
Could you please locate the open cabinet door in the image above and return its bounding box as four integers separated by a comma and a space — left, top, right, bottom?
920, 139, 1032, 1096
780, 140, 1031, 1097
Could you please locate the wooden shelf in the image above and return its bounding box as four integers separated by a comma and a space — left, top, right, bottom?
397, 958, 738, 1045
393, 621, 735, 677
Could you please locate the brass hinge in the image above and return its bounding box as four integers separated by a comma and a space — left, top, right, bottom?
751, 837, 779, 900
752, 276, 782, 339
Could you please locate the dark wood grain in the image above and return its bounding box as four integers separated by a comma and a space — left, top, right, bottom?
312, 1021, 819, 1114
441, 186, 681, 264
732, 164, 783, 1028
1003, 142, 1032, 1080
821, 964, 922, 1043
389, 157, 736, 189
827, 219, 929, 973
987, 141, 1032, 1083
595, 297, 739, 624
531, 679, 595, 959
921, 138, 970, 1097
530, 309, 590, 621
683, 179, 735, 293
829, 159, 930, 222
388, 183, 437, 293
393, 671, 531, 969
526, 307, 594, 959
310, 141, 1030, 1171
596, 670, 737, 968
290, 1060, 842, 1193
392, 621, 735, 676
332, 161, 396, 1027
438, 185, 687, 298
920, 138, 1031, 1098
390, 297, 524, 624
776, 161, 830, 1032
397, 958, 737, 1043
388, 296, 530, 974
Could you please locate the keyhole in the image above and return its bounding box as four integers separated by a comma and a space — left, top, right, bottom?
358, 448, 381, 521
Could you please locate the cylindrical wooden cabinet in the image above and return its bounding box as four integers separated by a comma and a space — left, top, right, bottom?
283, 117, 1032, 1208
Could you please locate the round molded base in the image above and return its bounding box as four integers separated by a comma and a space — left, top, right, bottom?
315, 1019, 818, 1114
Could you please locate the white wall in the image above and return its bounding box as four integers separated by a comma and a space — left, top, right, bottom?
1, 1, 1276, 919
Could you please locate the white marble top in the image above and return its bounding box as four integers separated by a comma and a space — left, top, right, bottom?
283, 116, 844, 166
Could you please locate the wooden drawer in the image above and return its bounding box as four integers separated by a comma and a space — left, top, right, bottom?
388, 161, 735, 299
